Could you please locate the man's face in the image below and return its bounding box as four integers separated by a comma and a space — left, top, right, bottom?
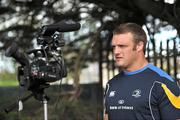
111, 32, 138, 69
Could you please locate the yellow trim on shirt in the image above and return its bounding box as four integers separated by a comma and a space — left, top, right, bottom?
161, 83, 180, 109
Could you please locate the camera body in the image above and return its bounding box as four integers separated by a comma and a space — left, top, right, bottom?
6, 32, 67, 91
5, 20, 80, 93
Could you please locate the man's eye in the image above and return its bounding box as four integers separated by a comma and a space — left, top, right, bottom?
118, 45, 126, 48
112, 46, 115, 48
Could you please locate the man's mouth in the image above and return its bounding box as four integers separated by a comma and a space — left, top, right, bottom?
115, 57, 123, 60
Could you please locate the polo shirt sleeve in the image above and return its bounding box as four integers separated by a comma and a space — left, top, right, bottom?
152, 79, 180, 120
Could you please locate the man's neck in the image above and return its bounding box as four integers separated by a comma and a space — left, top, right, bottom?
124, 59, 148, 72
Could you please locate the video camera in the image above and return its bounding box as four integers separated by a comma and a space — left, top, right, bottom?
5, 20, 81, 98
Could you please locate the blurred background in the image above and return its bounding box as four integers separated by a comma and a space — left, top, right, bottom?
0, 0, 179, 120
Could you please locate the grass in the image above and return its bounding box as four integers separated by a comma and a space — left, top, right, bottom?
0, 70, 18, 86
0, 80, 18, 86
0, 85, 101, 120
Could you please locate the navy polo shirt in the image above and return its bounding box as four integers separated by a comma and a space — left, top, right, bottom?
104, 64, 180, 120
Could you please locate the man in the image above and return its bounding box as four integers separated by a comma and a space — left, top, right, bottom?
104, 23, 180, 120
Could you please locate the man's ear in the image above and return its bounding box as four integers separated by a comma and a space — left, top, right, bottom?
136, 41, 144, 52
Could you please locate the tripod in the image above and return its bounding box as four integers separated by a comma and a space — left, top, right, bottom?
4, 89, 50, 120
32, 85, 50, 120
42, 95, 48, 120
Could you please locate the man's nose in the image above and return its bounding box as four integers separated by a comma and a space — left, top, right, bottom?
113, 46, 121, 55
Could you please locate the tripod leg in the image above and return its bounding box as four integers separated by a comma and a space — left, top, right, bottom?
43, 99, 48, 120
4, 93, 33, 114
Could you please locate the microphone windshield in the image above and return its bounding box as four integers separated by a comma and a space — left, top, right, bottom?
41, 20, 81, 36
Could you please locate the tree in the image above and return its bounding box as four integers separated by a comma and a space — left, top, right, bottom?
0, 0, 179, 119
0, 0, 179, 97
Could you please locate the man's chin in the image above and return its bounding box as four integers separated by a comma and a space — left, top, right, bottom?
116, 63, 124, 68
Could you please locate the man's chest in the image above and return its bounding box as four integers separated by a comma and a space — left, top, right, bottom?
105, 81, 152, 111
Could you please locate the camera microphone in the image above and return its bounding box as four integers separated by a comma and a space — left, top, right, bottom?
41, 20, 81, 36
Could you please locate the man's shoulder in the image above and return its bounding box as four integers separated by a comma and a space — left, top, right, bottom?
146, 63, 174, 82
145, 64, 178, 89
107, 72, 124, 84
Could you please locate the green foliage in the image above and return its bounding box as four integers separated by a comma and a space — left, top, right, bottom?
0, 70, 18, 86
17, 98, 99, 120
49, 99, 99, 120
0, 86, 101, 120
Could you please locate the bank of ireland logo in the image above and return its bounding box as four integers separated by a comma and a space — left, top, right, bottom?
109, 91, 116, 97
132, 89, 141, 98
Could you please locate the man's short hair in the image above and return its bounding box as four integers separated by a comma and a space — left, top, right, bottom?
113, 23, 147, 51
